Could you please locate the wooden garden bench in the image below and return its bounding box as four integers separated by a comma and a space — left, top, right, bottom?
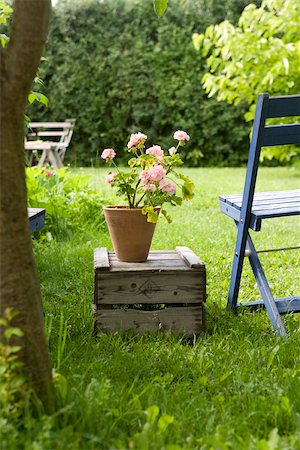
25, 119, 75, 169
219, 93, 300, 336
28, 208, 46, 233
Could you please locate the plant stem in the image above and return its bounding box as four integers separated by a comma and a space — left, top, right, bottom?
132, 179, 141, 207
111, 160, 133, 207
135, 192, 146, 207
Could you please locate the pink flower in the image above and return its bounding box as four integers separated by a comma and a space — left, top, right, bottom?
158, 179, 176, 195
45, 170, 53, 177
127, 132, 147, 149
101, 148, 116, 161
143, 183, 156, 191
146, 145, 164, 160
139, 169, 150, 183
168, 147, 177, 156
173, 130, 190, 142
105, 172, 117, 184
148, 164, 166, 182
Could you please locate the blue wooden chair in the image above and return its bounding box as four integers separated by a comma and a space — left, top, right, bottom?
219, 93, 300, 336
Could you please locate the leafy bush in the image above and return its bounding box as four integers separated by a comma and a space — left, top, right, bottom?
26, 167, 105, 238
193, 0, 300, 165
31, 0, 257, 167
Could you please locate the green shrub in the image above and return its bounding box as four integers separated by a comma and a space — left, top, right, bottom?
31, 0, 257, 167
26, 167, 105, 239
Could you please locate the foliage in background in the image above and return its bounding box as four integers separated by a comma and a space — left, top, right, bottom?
31, 0, 259, 167
26, 167, 105, 239
193, 0, 300, 164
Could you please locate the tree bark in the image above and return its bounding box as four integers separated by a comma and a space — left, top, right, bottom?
0, 0, 53, 411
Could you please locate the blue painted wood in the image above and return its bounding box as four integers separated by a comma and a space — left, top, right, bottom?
262, 124, 300, 147
220, 93, 300, 335
28, 208, 46, 232
237, 297, 300, 314
227, 94, 270, 310
219, 200, 261, 231
246, 233, 287, 336
267, 94, 300, 118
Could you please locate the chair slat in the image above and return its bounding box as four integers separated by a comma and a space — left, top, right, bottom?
262, 124, 300, 147
252, 205, 300, 219
267, 95, 300, 118
32, 131, 69, 137
219, 190, 300, 206
29, 122, 73, 128
230, 197, 300, 209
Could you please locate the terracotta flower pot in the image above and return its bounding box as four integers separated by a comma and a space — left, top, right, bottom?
103, 206, 160, 262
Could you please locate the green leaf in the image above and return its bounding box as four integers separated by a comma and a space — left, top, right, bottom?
161, 209, 172, 223
142, 206, 159, 223
182, 180, 195, 200
28, 92, 38, 104
0, 33, 8, 47
28, 91, 48, 107
36, 92, 49, 107
158, 414, 174, 432
4, 327, 24, 339
153, 0, 168, 17
128, 157, 138, 168
146, 404, 160, 424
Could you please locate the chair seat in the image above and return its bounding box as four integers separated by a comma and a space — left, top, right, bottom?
219, 189, 300, 231
28, 208, 46, 232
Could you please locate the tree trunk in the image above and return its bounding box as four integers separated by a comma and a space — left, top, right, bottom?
0, 0, 53, 411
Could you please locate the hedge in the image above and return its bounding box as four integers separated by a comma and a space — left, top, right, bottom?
31, 0, 257, 167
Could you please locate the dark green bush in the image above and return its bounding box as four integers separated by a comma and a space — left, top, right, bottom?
32, 0, 257, 167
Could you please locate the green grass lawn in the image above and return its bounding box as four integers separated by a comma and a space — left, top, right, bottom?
5, 167, 300, 450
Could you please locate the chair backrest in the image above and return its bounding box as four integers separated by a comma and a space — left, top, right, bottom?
27, 119, 76, 147
240, 93, 300, 228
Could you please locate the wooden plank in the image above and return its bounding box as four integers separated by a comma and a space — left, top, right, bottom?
219, 190, 300, 204
176, 246, 205, 269
28, 208, 45, 232
108, 249, 196, 272
94, 306, 205, 336
28, 207, 45, 218
25, 141, 53, 150
29, 122, 73, 128
237, 297, 300, 314
110, 251, 179, 262
94, 248, 110, 271
253, 206, 300, 219
251, 202, 300, 212
95, 270, 205, 304
109, 259, 188, 271
262, 124, 300, 147
267, 95, 300, 118
229, 196, 300, 209
219, 200, 261, 231
33, 131, 69, 137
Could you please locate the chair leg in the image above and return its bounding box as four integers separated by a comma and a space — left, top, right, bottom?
227, 221, 248, 311
37, 149, 49, 168
48, 150, 63, 169
246, 234, 287, 337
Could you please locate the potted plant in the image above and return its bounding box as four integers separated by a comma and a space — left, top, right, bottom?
101, 130, 195, 262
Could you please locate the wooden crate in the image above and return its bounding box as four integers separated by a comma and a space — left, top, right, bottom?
93, 246, 206, 337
